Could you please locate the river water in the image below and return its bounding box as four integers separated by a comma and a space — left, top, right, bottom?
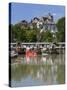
10, 54, 65, 87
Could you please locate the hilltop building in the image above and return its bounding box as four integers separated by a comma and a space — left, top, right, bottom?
16, 13, 57, 34
30, 13, 57, 33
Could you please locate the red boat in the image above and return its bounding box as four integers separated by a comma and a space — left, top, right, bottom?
26, 50, 37, 57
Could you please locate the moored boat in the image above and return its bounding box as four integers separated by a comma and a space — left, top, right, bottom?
10, 49, 18, 58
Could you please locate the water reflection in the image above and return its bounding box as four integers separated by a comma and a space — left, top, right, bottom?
11, 54, 65, 87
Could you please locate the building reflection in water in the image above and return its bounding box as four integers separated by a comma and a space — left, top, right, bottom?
11, 54, 65, 87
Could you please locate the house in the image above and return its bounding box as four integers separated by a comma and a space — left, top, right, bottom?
30, 13, 57, 33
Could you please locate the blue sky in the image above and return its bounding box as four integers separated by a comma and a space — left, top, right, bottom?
10, 3, 65, 24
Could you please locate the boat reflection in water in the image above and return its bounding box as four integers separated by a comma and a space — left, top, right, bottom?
11, 53, 65, 87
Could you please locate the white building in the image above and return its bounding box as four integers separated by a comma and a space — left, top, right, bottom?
31, 13, 57, 33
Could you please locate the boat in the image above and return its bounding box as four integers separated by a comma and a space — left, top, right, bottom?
41, 47, 48, 56
10, 49, 18, 58
26, 48, 37, 57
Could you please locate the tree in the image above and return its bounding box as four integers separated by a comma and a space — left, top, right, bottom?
26, 30, 37, 42
40, 31, 53, 42
56, 17, 65, 42
11, 23, 37, 42
11, 24, 25, 42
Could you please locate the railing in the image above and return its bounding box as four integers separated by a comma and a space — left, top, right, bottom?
10, 42, 65, 49
11, 42, 65, 45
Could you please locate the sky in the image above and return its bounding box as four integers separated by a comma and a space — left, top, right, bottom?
10, 3, 65, 24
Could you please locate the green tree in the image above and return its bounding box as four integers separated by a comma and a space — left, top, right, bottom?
26, 30, 37, 42
41, 31, 53, 42
11, 23, 38, 42
56, 17, 65, 42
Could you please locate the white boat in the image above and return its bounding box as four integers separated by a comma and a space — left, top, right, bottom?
41, 48, 48, 56
11, 50, 18, 58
